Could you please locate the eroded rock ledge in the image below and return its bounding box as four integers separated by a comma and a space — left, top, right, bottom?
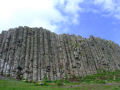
0, 26, 120, 81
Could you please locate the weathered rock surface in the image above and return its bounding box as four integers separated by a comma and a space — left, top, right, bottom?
0, 26, 120, 81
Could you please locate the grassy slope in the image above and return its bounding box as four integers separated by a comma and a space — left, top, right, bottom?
1, 70, 120, 90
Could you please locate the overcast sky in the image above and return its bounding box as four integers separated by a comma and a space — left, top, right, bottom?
0, 0, 120, 45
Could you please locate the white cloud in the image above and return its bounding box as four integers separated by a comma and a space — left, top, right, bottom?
63, 0, 83, 14
0, 0, 61, 32
0, 0, 84, 32
1, 0, 120, 33
93, 0, 120, 19
55, 0, 84, 24
94, 0, 116, 11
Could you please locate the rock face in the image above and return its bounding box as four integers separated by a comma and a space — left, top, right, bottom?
0, 26, 120, 81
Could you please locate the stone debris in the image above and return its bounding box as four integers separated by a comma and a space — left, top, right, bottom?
0, 26, 120, 81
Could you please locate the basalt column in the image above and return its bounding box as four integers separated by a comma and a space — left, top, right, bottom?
0, 26, 120, 81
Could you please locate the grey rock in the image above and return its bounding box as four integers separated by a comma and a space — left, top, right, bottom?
0, 26, 120, 81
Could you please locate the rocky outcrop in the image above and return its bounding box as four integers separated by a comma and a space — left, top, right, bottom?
0, 26, 120, 81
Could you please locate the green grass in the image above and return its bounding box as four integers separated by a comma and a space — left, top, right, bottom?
1, 70, 120, 90
0, 79, 120, 90
67, 70, 120, 84
80, 70, 120, 83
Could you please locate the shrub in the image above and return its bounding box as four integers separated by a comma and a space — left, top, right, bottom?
43, 75, 48, 86
94, 80, 106, 84
56, 80, 64, 86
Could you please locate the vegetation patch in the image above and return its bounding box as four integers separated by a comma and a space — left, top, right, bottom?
1, 70, 120, 90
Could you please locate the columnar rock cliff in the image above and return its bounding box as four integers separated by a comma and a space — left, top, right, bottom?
0, 26, 120, 81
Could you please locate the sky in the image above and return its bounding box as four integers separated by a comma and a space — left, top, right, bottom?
0, 0, 120, 45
